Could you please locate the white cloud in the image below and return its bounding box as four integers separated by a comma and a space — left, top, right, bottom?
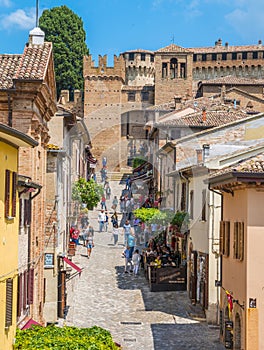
0, 0, 12, 7
1, 8, 35, 30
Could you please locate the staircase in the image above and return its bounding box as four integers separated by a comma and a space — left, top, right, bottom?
108, 171, 132, 184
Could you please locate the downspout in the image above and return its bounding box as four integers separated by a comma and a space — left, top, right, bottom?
208, 184, 223, 325
8, 93, 12, 127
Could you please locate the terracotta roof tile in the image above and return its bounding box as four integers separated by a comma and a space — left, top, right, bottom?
191, 43, 263, 54
201, 75, 264, 85
210, 153, 264, 179
156, 44, 191, 53
0, 55, 21, 89
15, 42, 52, 81
156, 109, 249, 128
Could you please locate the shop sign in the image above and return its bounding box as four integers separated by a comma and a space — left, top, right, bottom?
44, 253, 54, 268
156, 267, 186, 284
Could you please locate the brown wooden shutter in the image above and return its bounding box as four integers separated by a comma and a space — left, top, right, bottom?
5, 278, 13, 327
239, 222, 244, 261
27, 268, 34, 305
233, 222, 238, 259
220, 221, 224, 255
23, 271, 27, 310
5, 169, 10, 218
202, 189, 206, 221
181, 182, 186, 211
11, 171, 17, 217
226, 221, 230, 257
17, 273, 23, 317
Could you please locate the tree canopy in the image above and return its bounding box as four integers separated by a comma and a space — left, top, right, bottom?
39, 5, 89, 97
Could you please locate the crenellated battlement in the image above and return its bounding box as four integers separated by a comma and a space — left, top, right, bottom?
83, 54, 126, 81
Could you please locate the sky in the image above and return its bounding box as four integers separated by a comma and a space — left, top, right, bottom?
1, 0, 264, 64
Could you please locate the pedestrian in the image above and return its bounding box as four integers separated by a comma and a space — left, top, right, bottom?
105, 185, 111, 200
101, 195, 107, 210
125, 176, 131, 190
127, 232, 135, 258
70, 225, 80, 245
112, 223, 119, 245
105, 212, 109, 232
98, 210, 106, 232
88, 225, 94, 237
86, 233, 94, 258
102, 156, 107, 167
111, 211, 118, 228
132, 249, 141, 275
112, 196, 118, 211
123, 219, 132, 246
123, 246, 133, 273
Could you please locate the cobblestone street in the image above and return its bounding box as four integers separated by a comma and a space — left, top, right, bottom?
65, 177, 225, 350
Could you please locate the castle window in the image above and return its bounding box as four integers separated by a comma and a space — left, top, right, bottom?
232, 52, 237, 60
128, 92, 135, 102
242, 52, 247, 60
212, 53, 217, 61
162, 62, 168, 78
150, 55, 154, 62
141, 53, 146, 61
202, 54, 206, 61
141, 91, 149, 102
170, 58, 177, 79
222, 53, 227, 60
253, 51, 258, 59
129, 53, 134, 61
180, 63, 186, 78
193, 54, 197, 62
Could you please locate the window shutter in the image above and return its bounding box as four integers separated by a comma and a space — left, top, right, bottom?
23, 271, 27, 310
5, 169, 10, 218
201, 189, 206, 221
239, 222, 244, 261
5, 278, 13, 327
233, 222, 238, 259
226, 221, 230, 257
27, 268, 34, 305
17, 274, 23, 317
220, 221, 224, 255
11, 171, 17, 217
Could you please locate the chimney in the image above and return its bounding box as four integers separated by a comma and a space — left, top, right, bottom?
174, 95, 182, 110
225, 42, 229, 49
258, 40, 262, 48
29, 27, 45, 46
196, 149, 203, 164
202, 108, 206, 122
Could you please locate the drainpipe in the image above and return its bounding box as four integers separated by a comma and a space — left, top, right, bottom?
208, 184, 223, 325
8, 93, 12, 127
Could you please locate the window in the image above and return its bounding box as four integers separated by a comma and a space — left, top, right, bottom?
253, 51, 258, 59
162, 62, 168, 78
220, 221, 230, 257
233, 222, 244, 261
202, 54, 207, 61
128, 92, 135, 102
150, 55, 154, 62
222, 53, 227, 61
242, 52, 247, 60
170, 58, 177, 79
201, 189, 206, 221
232, 52, 237, 60
5, 278, 13, 327
141, 91, 149, 102
180, 182, 186, 211
5, 170, 17, 218
212, 53, 217, 61
128, 53, 134, 61
141, 53, 146, 61
193, 54, 197, 62
190, 190, 194, 219
180, 63, 186, 78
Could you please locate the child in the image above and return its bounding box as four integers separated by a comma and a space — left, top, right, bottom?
132, 249, 141, 275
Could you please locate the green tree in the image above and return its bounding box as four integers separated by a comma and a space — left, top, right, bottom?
72, 178, 104, 210
39, 5, 89, 97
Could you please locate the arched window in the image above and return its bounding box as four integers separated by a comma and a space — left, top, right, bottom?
170, 58, 178, 79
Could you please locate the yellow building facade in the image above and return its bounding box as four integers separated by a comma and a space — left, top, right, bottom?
0, 124, 37, 349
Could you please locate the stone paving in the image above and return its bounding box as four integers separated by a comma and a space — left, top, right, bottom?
65, 177, 225, 350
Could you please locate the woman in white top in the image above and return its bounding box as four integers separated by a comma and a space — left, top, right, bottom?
112, 223, 119, 245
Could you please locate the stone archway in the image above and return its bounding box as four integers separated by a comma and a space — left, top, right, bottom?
234, 312, 242, 350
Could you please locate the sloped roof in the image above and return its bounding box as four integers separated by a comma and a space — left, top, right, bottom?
0, 55, 21, 89
201, 75, 264, 86
191, 43, 264, 54
156, 110, 249, 128
15, 42, 52, 81
156, 44, 191, 54
0, 42, 52, 89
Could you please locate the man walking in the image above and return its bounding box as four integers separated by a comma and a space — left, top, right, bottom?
98, 210, 106, 232
123, 219, 132, 246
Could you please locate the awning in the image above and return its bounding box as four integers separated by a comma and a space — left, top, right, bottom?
21, 318, 42, 330
63, 257, 82, 273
